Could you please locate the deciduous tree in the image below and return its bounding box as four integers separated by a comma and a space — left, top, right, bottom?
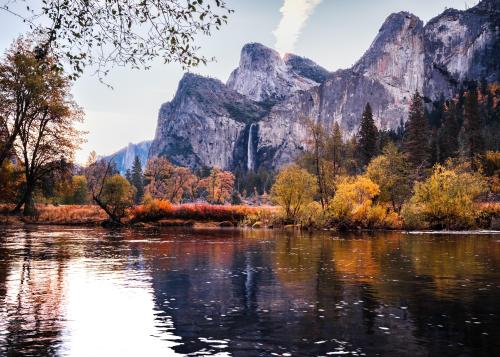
401, 163, 487, 229
199, 167, 235, 204
9, 42, 83, 215
0, 39, 54, 166
271, 164, 317, 223
1, 0, 232, 79
366, 143, 412, 211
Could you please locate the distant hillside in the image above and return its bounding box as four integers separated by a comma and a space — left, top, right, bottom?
102, 140, 152, 174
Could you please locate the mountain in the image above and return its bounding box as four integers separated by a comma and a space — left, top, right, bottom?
226, 43, 323, 103
103, 140, 152, 174
150, 0, 499, 171
149, 73, 270, 169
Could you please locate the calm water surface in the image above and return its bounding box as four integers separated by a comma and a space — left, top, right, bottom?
0, 227, 499, 356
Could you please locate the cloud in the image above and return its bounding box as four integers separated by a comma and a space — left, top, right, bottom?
273, 0, 323, 55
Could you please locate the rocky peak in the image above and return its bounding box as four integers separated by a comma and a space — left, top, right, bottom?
474, 0, 500, 12
352, 11, 425, 105
284, 54, 330, 83
354, 12, 424, 73
235, 43, 282, 73
227, 42, 320, 102
103, 140, 152, 174
175, 72, 227, 101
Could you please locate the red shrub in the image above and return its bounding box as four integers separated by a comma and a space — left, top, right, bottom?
130, 199, 263, 223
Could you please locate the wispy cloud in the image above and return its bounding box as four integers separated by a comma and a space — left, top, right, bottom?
273, 0, 323, 55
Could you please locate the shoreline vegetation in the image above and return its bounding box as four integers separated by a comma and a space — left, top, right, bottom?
1, 199, 499, 232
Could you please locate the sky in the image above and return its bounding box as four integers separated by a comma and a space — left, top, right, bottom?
0, 0, 478, 163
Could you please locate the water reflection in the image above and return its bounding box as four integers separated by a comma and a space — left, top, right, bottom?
0, 227, 499, 356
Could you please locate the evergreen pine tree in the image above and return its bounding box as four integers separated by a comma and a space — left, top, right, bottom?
357, 103, 378, 167
131, 156, 144, 204
439, 100, 460, 160
125, 169, 132, 183
404, 91, 430, 169
462, 85, 483, 170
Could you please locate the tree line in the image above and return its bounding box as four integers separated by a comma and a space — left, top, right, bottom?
271, 84, 500, 229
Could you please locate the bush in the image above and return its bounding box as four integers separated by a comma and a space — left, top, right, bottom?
297, 201, 327, 228
131, 197, 173, 222
328, 176, 401, 229
401, 164, 487, 229
481, 151, 500, 177
131, 199, 275, 224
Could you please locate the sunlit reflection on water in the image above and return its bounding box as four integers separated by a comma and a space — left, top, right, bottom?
0, 227, 499, 356
61, 260, 181, 356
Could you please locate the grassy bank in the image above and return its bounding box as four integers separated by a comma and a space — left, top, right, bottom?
1, 200, 498, 231
0, 202, 279, 228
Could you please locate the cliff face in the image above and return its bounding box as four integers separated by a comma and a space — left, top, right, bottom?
150, 0, 499, 171
423, 0, 500, 99
149, 73, 269, 169
103, 140, 152, 174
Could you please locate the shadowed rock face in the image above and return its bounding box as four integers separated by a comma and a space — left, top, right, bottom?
150, 0, 499, 171
423, 0, 500, 100
149, 73, 270, 169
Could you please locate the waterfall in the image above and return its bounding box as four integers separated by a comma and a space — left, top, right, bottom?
247, 123, 256, 171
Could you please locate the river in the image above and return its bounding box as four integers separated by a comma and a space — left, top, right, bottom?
0, 227, 499, 356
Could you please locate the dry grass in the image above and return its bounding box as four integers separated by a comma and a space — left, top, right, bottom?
37, 205, 108, 224
1, 200, 279, 226
26, 204, 107, 224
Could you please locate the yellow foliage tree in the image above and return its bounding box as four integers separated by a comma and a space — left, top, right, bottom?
329, 176, 380, 221
401, 164, 487, 229
0, 160, 23, 203
366, 143, 412, 211
327, 175, 400, 229
271, 164, 317, 223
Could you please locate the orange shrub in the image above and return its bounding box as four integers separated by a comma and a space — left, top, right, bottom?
130, 199, 174, 221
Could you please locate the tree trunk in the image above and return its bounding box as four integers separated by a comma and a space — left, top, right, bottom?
12, 186, 28, 214
93, 196, 123, 225
23, 189, 37, 217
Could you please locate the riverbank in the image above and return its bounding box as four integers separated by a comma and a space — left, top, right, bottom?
1, 201, 499, 231
0, 203, 278, 229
